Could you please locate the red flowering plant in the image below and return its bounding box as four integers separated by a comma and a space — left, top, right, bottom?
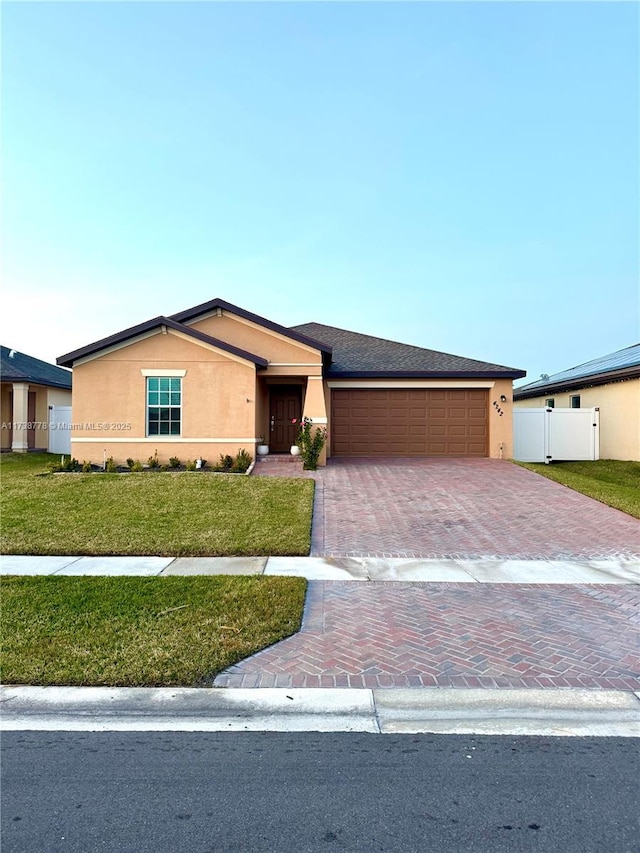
292, 416, 327, 470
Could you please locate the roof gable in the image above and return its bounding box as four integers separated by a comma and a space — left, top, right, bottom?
170, 298, 332, 357
1, 346, 72, 389
57, 317, 268, 368
291, 323, 526, 379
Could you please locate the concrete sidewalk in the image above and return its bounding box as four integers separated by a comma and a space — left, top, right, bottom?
2, 554, 638, 735
1, 554, 638, 583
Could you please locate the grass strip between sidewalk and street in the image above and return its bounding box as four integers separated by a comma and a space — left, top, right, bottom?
515, 459, 640, 519
0, 575, 306, 686
0, 453, 315, 556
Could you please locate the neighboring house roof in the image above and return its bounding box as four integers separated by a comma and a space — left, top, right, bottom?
170, 298, 333, 358
291, 322, 526, 379
1, 345, 72, 389
513, 344, 640, 400
57, 316, 269, 369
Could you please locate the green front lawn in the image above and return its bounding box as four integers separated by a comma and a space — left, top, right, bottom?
0, 575, 306, 686
515, 459, 640, 519
0, 453, 314, 556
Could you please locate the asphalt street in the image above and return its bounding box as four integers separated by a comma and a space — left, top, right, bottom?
2, 732, 638, 853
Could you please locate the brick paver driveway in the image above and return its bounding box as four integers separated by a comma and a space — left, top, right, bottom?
311, 458, 640, 559
214, 582, 640, 690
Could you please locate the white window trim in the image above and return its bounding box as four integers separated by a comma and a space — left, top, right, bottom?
141, 369, 187, 377
146, 375, 182, 438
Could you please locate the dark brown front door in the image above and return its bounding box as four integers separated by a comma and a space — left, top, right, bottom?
269, 387, 302, 452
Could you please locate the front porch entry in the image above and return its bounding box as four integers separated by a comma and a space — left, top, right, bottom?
269, 385, 302, 452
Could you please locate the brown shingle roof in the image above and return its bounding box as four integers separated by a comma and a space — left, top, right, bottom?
291, 322, 526, 379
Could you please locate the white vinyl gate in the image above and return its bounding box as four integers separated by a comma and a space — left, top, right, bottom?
48, 406, 72, 455
513, 408, 600, 463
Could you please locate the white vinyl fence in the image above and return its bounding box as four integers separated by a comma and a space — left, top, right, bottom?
513, 407, 600, 463
48, 406, 72, 455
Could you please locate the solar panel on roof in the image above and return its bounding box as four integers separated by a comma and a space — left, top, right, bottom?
516, 344, 640, 391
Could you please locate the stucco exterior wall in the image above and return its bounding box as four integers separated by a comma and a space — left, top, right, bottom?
490, 378, 515, 459
70, 328, 258, 465
325, 378, 515, 460
514, 378, 640, 460
301, 376, 329, 465
33, 387, 50, 450
0, 384, 12, 449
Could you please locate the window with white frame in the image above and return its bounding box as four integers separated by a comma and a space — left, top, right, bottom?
147, 377, 181, 435
570, 394, 581, 409
545, 398, 555, 408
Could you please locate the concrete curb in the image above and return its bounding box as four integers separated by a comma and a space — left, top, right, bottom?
2, 686, 639, 737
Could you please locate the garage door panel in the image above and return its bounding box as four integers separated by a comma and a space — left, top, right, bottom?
427, 442, 446, 454
428, 407, 447, 419
468, 442, 487, 453
331, 389, 488, 457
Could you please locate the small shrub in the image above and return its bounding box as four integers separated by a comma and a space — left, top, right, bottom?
296, 417, 327, 471
185, 459, 197, 472
168, 456, 181, 469
147, 451, 160, 469
218, 454, 234, 471
82, 460, 92, 473
232, 449, 253, 473
47, 456, 81, 473
105, 457, 117, 474
126, 458, 135, 469
130, 460, 143, 472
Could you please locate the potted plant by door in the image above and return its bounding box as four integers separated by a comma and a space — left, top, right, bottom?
257, 437, 269, 456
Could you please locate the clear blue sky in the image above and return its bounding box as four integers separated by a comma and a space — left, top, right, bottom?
2, 1, 638, 385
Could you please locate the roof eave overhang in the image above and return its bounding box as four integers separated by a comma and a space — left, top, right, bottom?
327, 369, 527, 380
0, 375, 72, 390
513, 366, 640, 400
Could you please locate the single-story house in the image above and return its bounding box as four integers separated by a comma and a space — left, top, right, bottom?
1, 346, 72, 452
513, 343, 640, 461
56, 298, 526, 466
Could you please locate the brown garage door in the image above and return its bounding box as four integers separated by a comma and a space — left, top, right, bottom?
331, 389, 488, 457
